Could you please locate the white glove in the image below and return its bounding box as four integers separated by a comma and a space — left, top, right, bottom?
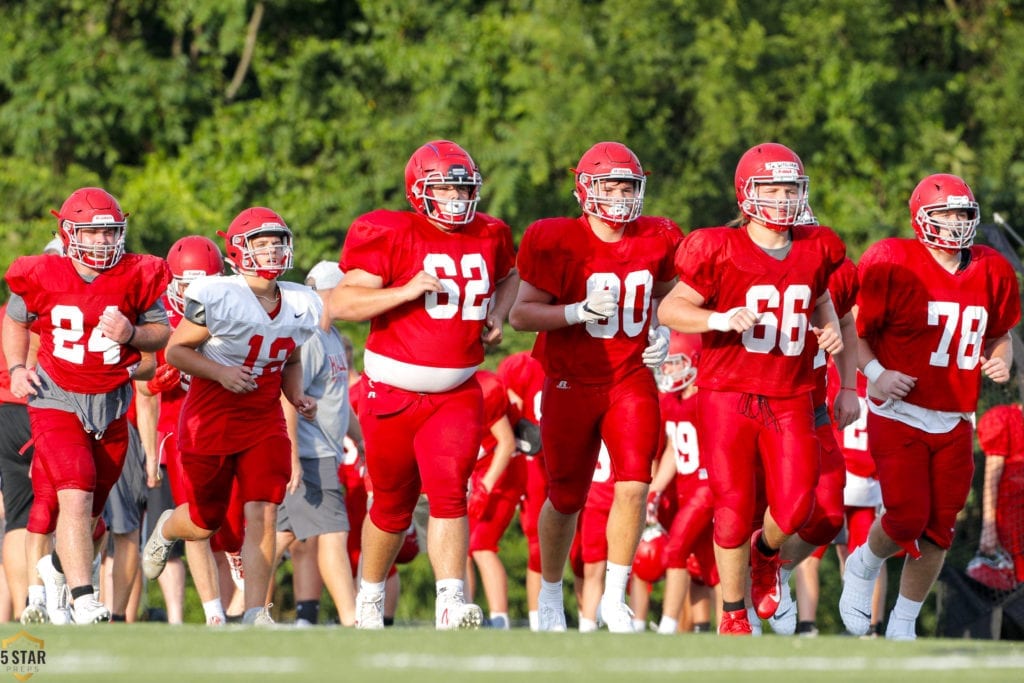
564, 289, 617, 325
642, 325, 671, 367
707, 306, 754, 332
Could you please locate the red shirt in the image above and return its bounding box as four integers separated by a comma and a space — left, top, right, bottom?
496, 351, 545, 426
5, 254, 170, 394
977, 404, 1024, 466
857, 239, 1021, 412
518, 215, 682, 384
675, 225, 846, 396
340, 209, 515, 369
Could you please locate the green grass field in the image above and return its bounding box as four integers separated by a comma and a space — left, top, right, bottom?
3, 624, 1022, 683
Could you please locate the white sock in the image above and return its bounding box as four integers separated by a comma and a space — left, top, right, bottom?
603, 561, 630, 603
202, 599, 226, 622
540, 579, 562, 602
436, 578, 464, 596
892, 594, 923, 621
779, 565, 794, 586
857, 544, 886, 575
578, 616, 598, 632
658, 616, 678, 634
528, 610, 539, 631
360, 579, 386, 595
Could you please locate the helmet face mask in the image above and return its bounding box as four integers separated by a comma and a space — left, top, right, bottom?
574, 142, 646, 226
735, 143, 809, 231
405, 141, 482, 229
219, 208, 294, 280
166, 235, 224, 315
910, 174, 979, 251
53, 187, 127, 270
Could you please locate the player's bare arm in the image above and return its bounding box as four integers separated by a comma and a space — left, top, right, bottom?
981, 331, 1013, 383
657, 280, 759, 334
133, 382, 162, 487
810, 291, 843, 356
858, 336, 916, 400
282, 348, 317, 420
481, 269, 520, 346
279, 391, 304, 494
1, 312, 40, 398
328, 267, 443, 322
831, 309, 861, 430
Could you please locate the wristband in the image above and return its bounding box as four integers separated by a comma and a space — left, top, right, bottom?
563, 303, 582, 326
124, 325, 137, 346
707, 311, 732, 332
863, 359, 886, 383
8, 364, 25, 375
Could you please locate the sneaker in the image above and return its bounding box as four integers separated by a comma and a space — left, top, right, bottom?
225, 551, 245, 591
20, 598, 49, 625
767, 581, 797, 635
538, 597, 567, 632
72, 596, 110, 625
838, 545, 879, 636
242, 604, 275, 626
488, 614, 510, 630
718, 608, 753, 636
355, 590, 385, 630
435, 590, 483, 630
597, 599, 638, 633
141, 510, 175, 580
749, 530, 785, 619
37, 555, 73, 625
884, 613, 917, 641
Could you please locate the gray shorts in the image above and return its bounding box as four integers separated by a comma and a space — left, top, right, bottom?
277, 458, 349, 541
103, 423, 146, 535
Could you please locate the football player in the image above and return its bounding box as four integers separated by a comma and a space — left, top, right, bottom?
658, 143, 846, 635
140, 207, 321, 627
3, 187, 172, 624
330, 140, 518, 630
510, 141, 682, 632
975, 403, 1024, 589
841, 173, 1020, 640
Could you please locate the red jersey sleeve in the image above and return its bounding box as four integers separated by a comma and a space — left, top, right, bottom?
517, 218, 575, 300
339, 210, 409, 283
829, 257, 859, 318
977, 405, 1013, 457
854, 239, 898, 340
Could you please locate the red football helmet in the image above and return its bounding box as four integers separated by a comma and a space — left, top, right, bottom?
734, 142, 809, 231
394, 524, 421, 565
217, 207, 293, 280
405, 140, 482, 229
573, 141, 646, 226
632, 524, 668, 583
909, 173, 979, 251
966, 550, 1018, 591
51, 187, 127, 270
655, 332, 701, 393
165, 235, 224, 315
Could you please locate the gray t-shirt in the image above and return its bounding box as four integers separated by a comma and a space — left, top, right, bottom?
297, 326, 351, 461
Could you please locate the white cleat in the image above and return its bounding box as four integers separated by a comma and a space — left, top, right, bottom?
242, 604, 275, 626
141, 510, 175, 580
597, 599, 638, 633
885, 613, 917, 641
435, 590, 483, 630
37, 555, 73, 625
354, 590, 385, 630
72, 596, 110, 625
20, 599, 49, 625
839, 545, 878, 636
538, 598, 567, 632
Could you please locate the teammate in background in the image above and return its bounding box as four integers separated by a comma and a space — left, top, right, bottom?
466, 369, 521, 629
646, 332, 718, 635
510, 141, 681, 632
141, 207, 321, 627
330, 140, 518, 630
3, 187, 172, 624
769, 254, 860, 636
658, 143, 846, 635
574, 444, 618, 632
272, 260, 358, 627
841, 173, 1020, 640
975, 404, 1024, 589
828, 364, 888, 636
495, 351, 547, 630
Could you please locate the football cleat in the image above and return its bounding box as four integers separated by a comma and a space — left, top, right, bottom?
72, 596, 110, 625
749, 530, 785, 619
37, 554, 73, 625
20, 599, 49, 625
597, 599, 638, 633
355, 590, 385, 630
225, 551, 245, 591
435, 589, 483, 630
838, 545, 879, 636
141, 510, 175, 580
718, 609, 753, 636
538, 598, 567, 632
242, 604, 275, 627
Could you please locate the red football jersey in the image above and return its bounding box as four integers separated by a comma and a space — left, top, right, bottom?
659, 390, 707, 487
5, 254, 171, 394
518, 215, 682, 383
476, 370, 511, 458
977, 404, 1024, 466
856, 238, 1021, 412
496, 351, 545, 426
339, 209, 515, 369
675, 225, 846, 396
826, 363, 874, 478
810, 256, 859, 407
0, 304, 27, 405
